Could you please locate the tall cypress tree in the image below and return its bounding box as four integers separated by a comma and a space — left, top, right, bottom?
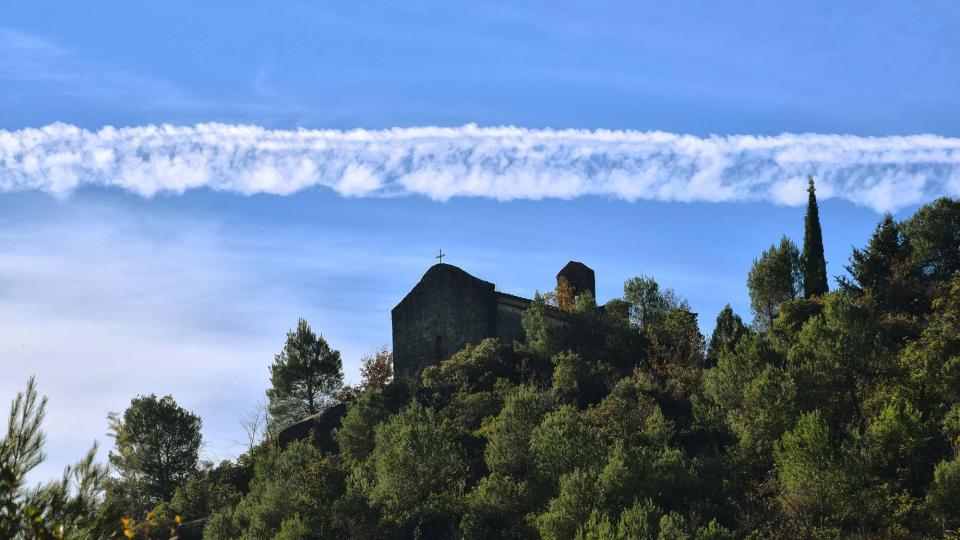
802, 176, 828, 297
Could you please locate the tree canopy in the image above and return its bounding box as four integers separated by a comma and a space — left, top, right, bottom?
109, 394, 203, 505
747, 235, 802, 330
267, 318, 344, 427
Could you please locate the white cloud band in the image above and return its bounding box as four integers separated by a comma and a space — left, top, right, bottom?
2, 123, 958, 211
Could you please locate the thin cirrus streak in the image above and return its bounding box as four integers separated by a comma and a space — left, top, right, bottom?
1, 123, 958, 212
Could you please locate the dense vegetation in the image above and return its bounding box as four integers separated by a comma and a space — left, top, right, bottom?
2, 186, 960, 539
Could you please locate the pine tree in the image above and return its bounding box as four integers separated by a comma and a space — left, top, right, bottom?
802, 176, 829, 297
2, 378, 109, 538
747, 236, 803, 330
108, 394, 202, 505
267, 318, 344, 427
0, 377, 47, 537
841, 214, 925, 316
706, 304, 748, 364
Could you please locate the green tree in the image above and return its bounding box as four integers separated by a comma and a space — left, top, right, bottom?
775, 410, 856, 535
747, 236, 802, 330
694, 519, 736, 540
788, 293, 880, 428
656, 512, 689, 540
618, 499, 663, 539
0, 378, 47, 537
1, 377, 52, 539
535, 468, 597, 540
594, 442, 639, 514
701, 333, 797, 464
927, 456, 960, 536
575, 510, 618, 540
624, 275, 689, 332
519, 292, 555, 360
802, 176, 829, 297
898, 276, 960, 413
28, 444, 110, 538
900, 197, 960, 288
169, 467, 241, 522
205, 441, 345, 540
334, 390, 390, 467
108, 394, 202, 506
550, 351, 590, 406
575, 499, 663, 540
369, 403, 466, 534
861, 398, 932, 497
484, 385, 545, 479
461, 473, 536, 540
267, 318, 344, 427
529, 405, 603, 493
842, 214, 925, 317
1, 378, 109, 539
706, 305, 747, 365
422, 338, 513, 398
588, 371, 659, 446
648, 309, 706, 401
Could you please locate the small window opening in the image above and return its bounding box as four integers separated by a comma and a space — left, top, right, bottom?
435, 336, 443, 360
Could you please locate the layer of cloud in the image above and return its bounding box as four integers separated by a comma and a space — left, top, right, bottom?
1, 123, 958, 211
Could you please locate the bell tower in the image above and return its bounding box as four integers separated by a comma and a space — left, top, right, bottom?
557, 261, 596, 299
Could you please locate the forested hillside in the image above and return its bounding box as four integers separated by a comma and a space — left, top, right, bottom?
3, 191, 960, 539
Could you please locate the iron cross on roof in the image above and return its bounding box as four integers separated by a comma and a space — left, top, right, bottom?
436, 249, 445, 264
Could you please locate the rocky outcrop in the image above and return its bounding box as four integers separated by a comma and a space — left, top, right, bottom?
277, 402, 348, 453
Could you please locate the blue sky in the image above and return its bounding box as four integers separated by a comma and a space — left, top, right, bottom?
1, 0, 958, 480
3, 1, 959, 134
